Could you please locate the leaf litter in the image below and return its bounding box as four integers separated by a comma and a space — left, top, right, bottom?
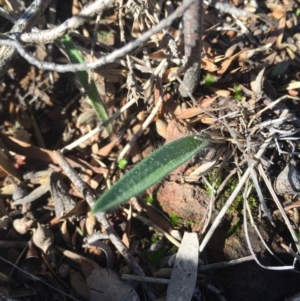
1, 0, 300, 300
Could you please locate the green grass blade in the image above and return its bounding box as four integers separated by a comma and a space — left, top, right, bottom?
92, 135, 209, 213
61, 34, 112, 132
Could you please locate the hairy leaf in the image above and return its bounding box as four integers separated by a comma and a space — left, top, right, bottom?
92, 135, 209, 213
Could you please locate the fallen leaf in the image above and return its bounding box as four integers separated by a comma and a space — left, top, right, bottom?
201, 57, 218, 72
98, 137, 121, 157
61, 220, 71, 244
210, 88, 230, 97
162, 67, 179, 82
156, 119, 168, 139
199, 115, 214, 124
60, 200, 88, 224
32, 223, 54, 253
69, 269, 90, 300
250, 68, 265, 97
149, 50, 166, 60
166, 232, 198, 301
56, 246, 100, 271
87, 269, 140, 301
276, 16, 286, 48
217, 57, 234, 75
177, 107, 203, 119
0, 147, 20, 180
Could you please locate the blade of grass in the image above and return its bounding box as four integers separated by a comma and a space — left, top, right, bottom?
92, 135, 210, 213
61, 34, 112, 132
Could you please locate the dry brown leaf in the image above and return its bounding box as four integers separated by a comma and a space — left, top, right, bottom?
97, 137, 121, 157
199, 97, 217, 107
209, 88, 230, 97
262, 52, 277, 65
176, 107, 203, 119
96, 69, 128, 83
86, 212, 97, 236
268, 4, 286, 19
90, 174, 104, 190
250, 68, 265, 97
131, 13, 142, 38
148, 50, 167, 60
35, 44, 48, 61
276, 16, 286, 48
61, 220, 71, 244
0, 134, 99, 174
99, 14, 118, 25
285, 45, 297, 61
201, 57, 218, 72
156, 119, 168, 139
164, 94, 182, 116
217, 89, 230, 97
56, 246, 100, 270
229, 67, 241, 74
122, 221, 130, 248
162, 67, 179, 82
217, 57, 234, 75
224, 44, 239, 59
288, 89, 298, 96
0, 148, 20, 180
72, 0, 82, 15
199, 115, 214, 124
59, 200, 87, 220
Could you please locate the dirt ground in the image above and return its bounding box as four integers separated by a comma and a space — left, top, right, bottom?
1, 0, 300, 300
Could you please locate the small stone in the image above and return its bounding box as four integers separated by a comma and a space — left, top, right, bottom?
275, 160, 300, 195
156, 181, 208, 221
32, 223, 54, 253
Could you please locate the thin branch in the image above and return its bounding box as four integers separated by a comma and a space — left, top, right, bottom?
199, 136, 273, 253
0, 255, 80, 301
0, 0, 52, 78
18, 0, 115, 44
0, 0, 198, 73
61, 97, 138, 151
53, 151, 158, 301
121, 274, 170, 284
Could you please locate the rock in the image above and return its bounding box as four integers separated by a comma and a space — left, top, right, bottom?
156, 181, 208, 221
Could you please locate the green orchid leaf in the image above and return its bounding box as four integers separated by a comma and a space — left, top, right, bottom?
61, 34, 112, 132
92, 135, 209, 213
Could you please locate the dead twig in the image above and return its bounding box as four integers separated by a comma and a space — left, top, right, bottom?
0, 0, 52, 78
53, 151, 158, 301
0, 0, 198, 73
18, 0, 115, 44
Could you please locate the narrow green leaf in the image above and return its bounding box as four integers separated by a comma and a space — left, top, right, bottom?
61, 34, 112, 132
92, 135, 209, 213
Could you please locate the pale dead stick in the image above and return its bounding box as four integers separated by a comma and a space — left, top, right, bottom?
199, 136, 273, 253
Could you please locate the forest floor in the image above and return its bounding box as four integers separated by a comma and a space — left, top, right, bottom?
1, 0, 300, 300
